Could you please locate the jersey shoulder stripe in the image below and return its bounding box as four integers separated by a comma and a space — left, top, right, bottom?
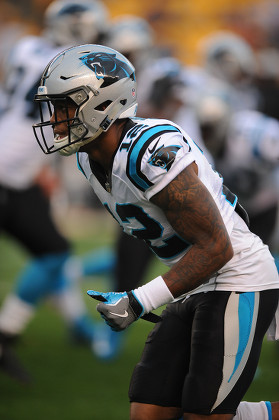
126, 123, 182, 191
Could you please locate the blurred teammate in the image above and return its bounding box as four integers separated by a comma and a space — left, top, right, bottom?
33, 43, 279, 420
199, 31, 262, 112
195, 95, 279, 257
0, 0, 112, 382
137, 56, 214, 162
105, 14, 156, 71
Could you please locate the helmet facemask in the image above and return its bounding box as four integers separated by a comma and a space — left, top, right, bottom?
33, 89, 91, 156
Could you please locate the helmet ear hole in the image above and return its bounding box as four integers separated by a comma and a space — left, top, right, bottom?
94, 100, 112, 111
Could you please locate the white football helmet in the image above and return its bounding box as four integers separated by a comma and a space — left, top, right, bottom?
43, 0, 109, 46
200, 31, 256, 83
105, 15, 154, 66
33, 44, 137, 156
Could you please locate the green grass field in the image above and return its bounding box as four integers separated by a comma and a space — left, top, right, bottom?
0, 210, 278, 419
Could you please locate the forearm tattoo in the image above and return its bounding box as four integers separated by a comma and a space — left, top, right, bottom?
151, 163, 233, 297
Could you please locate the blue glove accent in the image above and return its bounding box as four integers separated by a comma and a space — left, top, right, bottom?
87, 290, 128, 304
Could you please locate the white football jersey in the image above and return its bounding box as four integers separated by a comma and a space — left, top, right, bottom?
0, 36, 63, 189
77, 118, 279, 296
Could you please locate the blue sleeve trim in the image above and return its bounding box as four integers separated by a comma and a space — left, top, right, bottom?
127, 124, 182, 191
265, 401, 272, 420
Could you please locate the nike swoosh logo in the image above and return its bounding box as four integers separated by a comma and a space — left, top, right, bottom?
60, 75, 76, 80
148, 138, 160, 154
109, 310, 129, 318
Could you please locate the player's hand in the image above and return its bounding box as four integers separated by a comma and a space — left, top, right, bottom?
87, 290, 144, 331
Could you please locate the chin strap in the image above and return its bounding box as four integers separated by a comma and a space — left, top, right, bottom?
57, 132, 99, 156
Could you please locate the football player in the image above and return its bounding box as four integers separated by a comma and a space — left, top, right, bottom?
0, 0, 114, 383
199, 31, 261, 112
33, 44, 279, 420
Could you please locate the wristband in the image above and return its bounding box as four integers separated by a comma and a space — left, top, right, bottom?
133, 276, 174, 315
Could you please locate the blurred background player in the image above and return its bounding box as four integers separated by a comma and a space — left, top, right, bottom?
104, 14, 156, 72
196, 30, 279, 262
136, 55, 213, 161
199, 31, 262, 112
0, 0, 116, 382
195, 94, 279, 266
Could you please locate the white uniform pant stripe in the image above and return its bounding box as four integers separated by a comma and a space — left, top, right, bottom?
212, 292, 259, 411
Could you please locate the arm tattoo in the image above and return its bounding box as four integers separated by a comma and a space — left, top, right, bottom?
151, 163, 233, 297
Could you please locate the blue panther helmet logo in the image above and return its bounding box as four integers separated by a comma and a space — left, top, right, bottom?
148, 145, 181, 171
79, 52, 135, 88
